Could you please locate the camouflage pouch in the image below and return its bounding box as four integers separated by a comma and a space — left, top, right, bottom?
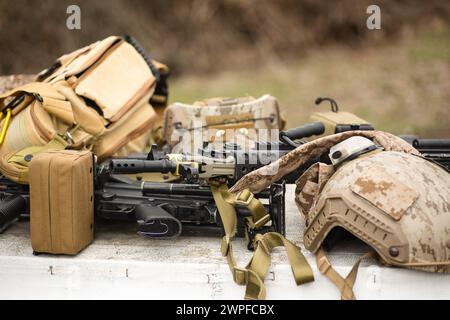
294, 162, 335, 218
162, 95, 284, 152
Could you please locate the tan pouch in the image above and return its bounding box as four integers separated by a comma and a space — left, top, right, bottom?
29, 150, 94, 255
74, 40, 156, 122
93, 92, 158, 161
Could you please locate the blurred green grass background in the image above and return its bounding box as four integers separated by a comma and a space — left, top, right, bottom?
1, 1, 449, 137
171, 26, 450, 137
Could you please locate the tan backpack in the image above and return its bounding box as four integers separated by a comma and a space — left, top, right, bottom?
0, 35, 169, 184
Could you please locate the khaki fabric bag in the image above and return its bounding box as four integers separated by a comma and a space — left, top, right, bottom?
29, 150, 94, 255
163, 95, 284, 151
0, 35, 169, 183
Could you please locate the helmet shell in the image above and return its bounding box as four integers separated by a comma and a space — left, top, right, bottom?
303, 151, 450, 272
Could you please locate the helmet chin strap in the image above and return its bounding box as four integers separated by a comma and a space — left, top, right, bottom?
316, 247, 376, 300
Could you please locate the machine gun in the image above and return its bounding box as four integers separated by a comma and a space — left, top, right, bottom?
96, 116, 371, 240
0, 118, 328, 239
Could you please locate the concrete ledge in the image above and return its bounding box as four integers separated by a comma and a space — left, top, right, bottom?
0, 185, 449, 300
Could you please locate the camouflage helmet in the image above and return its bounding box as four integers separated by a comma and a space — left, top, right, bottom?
230, 131, 450, 299
303, 149, 450, 272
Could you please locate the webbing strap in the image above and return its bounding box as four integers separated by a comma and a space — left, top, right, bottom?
0, 82, 66, 108
212, 185, 270, 231
316, 247, 375, 300
243, 233, 314, 299
211, 183, 314, 300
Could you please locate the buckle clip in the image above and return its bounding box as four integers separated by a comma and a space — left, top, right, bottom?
253, 214, 271, 229
234, 190, 254, 207
64, 131, 75, 145
233, 267, 248, 285
33, 93, 43, 103
245, 224, 256, 251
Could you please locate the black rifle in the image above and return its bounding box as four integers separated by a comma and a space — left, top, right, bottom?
95, 172, 285, 241
400, 136, 450, 171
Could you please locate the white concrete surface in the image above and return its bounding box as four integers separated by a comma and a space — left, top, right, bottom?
0, 185, 449, 300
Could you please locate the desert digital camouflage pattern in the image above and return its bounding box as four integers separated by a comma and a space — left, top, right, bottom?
163, 95, 284, 150
304, 151, 450, 272
230, 130, 418, 194
294, 162, 335, 215
231, 131, 450, 273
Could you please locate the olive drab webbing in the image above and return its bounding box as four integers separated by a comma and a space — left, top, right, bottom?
210, 183, 314, 300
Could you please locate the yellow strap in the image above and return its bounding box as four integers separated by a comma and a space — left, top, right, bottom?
316, 247, 375, 300
211, 184, 314, 300
0, 108, 12, 145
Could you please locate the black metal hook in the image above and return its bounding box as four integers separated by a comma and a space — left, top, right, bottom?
315, 97, 339, 113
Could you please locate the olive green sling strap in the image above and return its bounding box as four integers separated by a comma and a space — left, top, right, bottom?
210, 183, 314, 300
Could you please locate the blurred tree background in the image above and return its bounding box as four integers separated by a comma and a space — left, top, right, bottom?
1, 0, 449, 136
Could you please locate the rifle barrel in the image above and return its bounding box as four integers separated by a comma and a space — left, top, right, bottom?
413, 139, 450, 149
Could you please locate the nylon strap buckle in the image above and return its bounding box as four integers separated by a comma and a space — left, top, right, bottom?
233, 267, 249, 285
234, 189, 254, 206
252, 214, 271, 230
244, 223, 257, 250
64, 131, 75, 145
